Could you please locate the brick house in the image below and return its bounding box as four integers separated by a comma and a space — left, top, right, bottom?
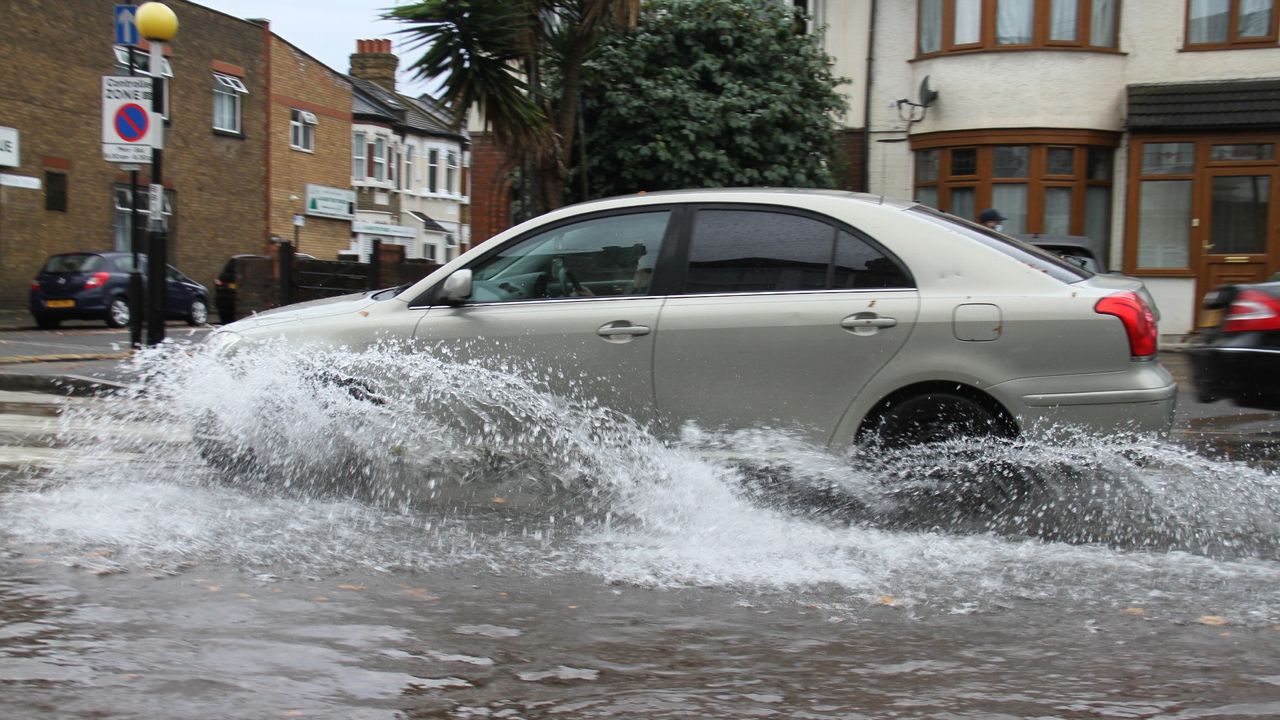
264, 31, 354, 259
0, 0, 266, 308
347, 40, 469, 263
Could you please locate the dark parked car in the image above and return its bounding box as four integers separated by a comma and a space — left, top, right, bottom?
29, 251, 209, 329
1189, 281, 1280, 410
214, 254, 265, 325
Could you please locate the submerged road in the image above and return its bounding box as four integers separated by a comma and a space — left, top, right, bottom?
1, 346, 1279, 718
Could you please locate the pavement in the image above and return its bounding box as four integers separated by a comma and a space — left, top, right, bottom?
0, 307, 1278, 460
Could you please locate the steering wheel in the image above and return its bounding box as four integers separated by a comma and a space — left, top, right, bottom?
553, 257, 587, 297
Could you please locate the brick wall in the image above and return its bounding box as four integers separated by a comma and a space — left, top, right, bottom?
267, 35, 353, 259
0, 0, 267, 308
468, 132, 514, 245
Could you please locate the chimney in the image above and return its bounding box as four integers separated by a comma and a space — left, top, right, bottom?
350, 38, 398, 93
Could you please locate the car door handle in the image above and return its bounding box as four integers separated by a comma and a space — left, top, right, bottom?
840, 315, 897, 330
597, 323, 651, 338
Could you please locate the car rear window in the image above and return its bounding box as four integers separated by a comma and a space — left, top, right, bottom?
42, 254, 103, 273
908, 206, 1091, 283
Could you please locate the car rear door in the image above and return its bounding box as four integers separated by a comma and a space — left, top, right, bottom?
412, 208, 678, 423
651, 205, 919, 445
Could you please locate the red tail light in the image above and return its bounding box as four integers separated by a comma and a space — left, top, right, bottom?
1095, 291, 1158, 358
30, 278, 40, 291
82, 271, 111, 290
1222, 289, 1280, 332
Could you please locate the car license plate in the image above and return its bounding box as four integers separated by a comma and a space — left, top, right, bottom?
227, 282, 238, 290
44, 299, 74, 309
1201, 308, 1223, 328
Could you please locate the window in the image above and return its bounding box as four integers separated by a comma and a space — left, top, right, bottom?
919, 0, 1119, 54
682, 209, 911, 294
428, 148, 439, 192
290, 109, 316, 151
1187, 0, 1277, 46
446, 151, 459, 195
112, 184, 173, 252
212, 72, 247, 133
463, 211, 672, 302
352, 132, 366, 179
403, 146, 415, 191
45, 172, 67, 212
371, 138, 387, 181
913, 132, 1117, 241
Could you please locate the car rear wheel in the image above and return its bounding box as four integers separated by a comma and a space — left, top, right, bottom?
34, 315, 60, 330
187, 298, 209, 326
866, 391, 1015, 448
106, 297, 130, 328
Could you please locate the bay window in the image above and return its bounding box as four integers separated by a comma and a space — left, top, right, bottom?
919, 0, 1119, 54
913, 131, 1117, 245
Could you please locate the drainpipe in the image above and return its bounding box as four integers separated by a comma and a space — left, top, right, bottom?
861, 0, 878, 193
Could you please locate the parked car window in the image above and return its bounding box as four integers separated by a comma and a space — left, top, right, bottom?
42, 254, 103, 273
682, 209, 912, 294
467, 211, 671, 302
908, 204, 1091, 283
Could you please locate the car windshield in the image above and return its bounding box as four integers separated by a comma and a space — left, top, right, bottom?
42, 254, 104, 273
908, 206, 1091, 283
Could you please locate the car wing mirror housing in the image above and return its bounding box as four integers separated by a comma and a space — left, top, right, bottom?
439, 269, 473, 306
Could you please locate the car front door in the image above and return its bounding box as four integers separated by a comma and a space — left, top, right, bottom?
651, 206, 919, 446
412, 209, 677, 424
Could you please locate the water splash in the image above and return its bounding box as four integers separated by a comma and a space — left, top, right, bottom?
3, 340, 1280, 616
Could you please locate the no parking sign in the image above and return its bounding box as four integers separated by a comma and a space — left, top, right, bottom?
102, 76, 156, 163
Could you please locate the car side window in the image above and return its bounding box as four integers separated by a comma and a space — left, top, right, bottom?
682, 209, 912, 295
467, 211, 671, 303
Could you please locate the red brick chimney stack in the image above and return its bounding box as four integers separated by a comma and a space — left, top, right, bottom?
349, 38, 398, 93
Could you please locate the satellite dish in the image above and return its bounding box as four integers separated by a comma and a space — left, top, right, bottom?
919, 76, 939, 107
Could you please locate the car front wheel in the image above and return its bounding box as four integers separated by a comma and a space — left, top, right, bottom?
106, 297, 130, 328
187, 297, 209, 326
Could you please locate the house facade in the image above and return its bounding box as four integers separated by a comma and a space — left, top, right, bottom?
0, 0, 267, 307
348, 40, 469, 264
266, 32, 354, 258
820, 0, 1280, 339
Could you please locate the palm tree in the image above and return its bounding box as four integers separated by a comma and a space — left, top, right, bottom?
388, 0, 638, 215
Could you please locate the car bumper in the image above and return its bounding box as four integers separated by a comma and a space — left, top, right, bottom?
29, 293, 110, 319
991, 361, 1178, 436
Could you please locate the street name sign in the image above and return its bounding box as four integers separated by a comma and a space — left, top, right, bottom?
102, 76, 156, 163
0, 126, 18, 168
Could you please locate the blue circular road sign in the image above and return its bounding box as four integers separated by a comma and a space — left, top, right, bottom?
114, 103, 149, 143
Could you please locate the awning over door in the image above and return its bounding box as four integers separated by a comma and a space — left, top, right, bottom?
1128, 78, 1280, 131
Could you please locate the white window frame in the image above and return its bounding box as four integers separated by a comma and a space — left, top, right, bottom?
290, 109, 317, 152
212, 72, 247, 134
372, 138, 387, 182
113, 184, 173, 251
427, 148, 440, 193
114, 45, 172, 120
403, 145, 415, 191
353, 131, 366, 179
446, 151, 459, 195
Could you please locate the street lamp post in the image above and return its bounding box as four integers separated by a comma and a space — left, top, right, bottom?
135, 2, 177, 346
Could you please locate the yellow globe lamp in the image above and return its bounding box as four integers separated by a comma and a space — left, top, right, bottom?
136, 2, 179, 42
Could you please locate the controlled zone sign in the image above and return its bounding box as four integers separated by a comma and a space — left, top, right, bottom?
102, 76, 156, 163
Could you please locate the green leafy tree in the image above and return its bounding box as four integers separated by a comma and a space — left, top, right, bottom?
388, 0, 639, 215
576, 0, 847, 199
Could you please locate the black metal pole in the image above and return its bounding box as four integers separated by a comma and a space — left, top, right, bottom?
279, 240, 294, 306
126, 41, 144, 349
145, 43, 166, 346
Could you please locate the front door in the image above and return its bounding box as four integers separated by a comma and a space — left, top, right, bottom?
1196, 168, 1277, 325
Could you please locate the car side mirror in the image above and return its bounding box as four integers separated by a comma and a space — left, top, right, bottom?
439, 269, 473, 305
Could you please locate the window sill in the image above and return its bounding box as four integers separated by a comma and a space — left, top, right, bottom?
914, 46, 1125, 60
213, 128, 244, 139
1180, 43, 1278, 52
290, 145, 316, 154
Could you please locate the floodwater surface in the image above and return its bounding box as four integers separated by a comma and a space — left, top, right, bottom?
2, 343, 1279, 718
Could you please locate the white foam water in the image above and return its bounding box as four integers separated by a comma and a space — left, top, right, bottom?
4, 340, 1280, 618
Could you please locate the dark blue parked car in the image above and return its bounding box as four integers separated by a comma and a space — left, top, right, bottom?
29, 251, 209, 330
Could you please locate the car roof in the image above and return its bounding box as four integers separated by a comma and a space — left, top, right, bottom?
561, 187, 908, 213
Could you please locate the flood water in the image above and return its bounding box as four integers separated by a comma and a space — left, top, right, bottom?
3, 343, 1280, 719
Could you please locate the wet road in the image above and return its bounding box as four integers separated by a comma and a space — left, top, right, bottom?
2, 344, 1280, 718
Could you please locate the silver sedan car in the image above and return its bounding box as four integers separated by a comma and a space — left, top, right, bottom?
212, 189, 1176, 448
